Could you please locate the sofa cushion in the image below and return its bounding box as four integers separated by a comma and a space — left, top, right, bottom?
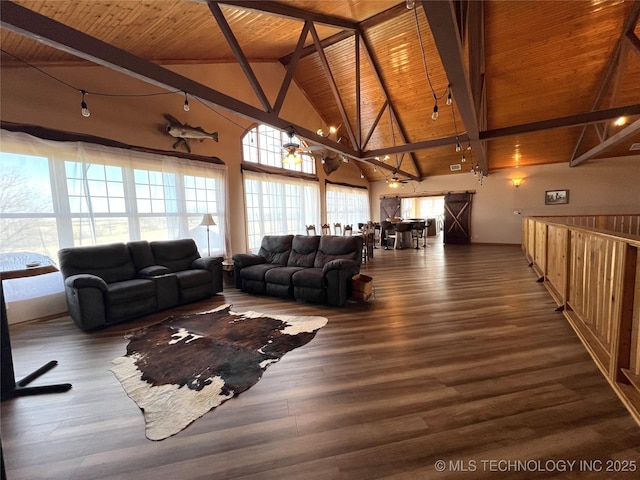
175, 269, 212, 290
314, 236, 362, 268
292, 267, 324, 289
127, 240, 156, 271
288, 235, 320, 267
265, 266, 305, 286
58, 243, 137, 283
241, 263, 282, 282
151, 239, 200, 272
259, 235, 293, 265
107, 278, 156, 305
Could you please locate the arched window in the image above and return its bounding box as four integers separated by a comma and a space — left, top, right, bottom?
242, 124, 316, 174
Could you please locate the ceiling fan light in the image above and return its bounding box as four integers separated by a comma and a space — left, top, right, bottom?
283, 152, 302, 165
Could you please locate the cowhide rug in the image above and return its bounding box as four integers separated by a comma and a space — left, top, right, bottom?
110, 304, 327, 441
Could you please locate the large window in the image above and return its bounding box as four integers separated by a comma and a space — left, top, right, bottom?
326, 183, 370, 228
242, 124, 316, 174
401, 196, 444, 219
0, 130, 228, 258
244, 171, 320, 252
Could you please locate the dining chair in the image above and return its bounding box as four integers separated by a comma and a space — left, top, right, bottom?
410, 221, 426, 249
321, 224, 331, 235
306, 225, 317, 236
380, 221, 396, 250
344, 225, 353, 236
333, 223, 342, 235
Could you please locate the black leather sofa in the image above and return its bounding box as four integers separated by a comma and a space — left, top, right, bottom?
232, 234, 363, 306
58, 239, 223, 331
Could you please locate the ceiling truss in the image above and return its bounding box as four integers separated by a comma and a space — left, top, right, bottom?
1, 0, 638, 181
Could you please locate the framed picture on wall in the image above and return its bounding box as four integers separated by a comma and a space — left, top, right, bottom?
545, 189, 569, 205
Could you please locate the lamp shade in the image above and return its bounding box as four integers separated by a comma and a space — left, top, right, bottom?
199, 214, 216, 226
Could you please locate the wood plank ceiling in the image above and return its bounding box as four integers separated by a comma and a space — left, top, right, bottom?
1, 0, 639, 182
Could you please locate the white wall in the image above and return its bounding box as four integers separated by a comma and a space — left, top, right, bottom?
370, 156, 640, 244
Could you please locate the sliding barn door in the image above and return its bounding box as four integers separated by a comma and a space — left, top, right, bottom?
380, 196, 400, 221
444, 192, 472, 244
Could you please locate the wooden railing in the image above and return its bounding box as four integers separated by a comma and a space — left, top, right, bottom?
522, 215, 640, 425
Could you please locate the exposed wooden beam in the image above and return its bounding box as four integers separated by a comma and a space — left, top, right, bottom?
480, 104, 640, 140
570, 2, 640, 161
207, 1, 271, 113
279, 30, 352, 65
359, 30, 422, 177
279, 3, 408, 65
273, 21, 310, 115
570, 118, 640, 167
626, 31, 640, 59
355, 30, 362, 149
420, 1, 487, 175
363, 134, 462, 159
362, 100, 389, 151
0, 1, 361, 159
308, 23, 358, 149
214, 1, 358, 30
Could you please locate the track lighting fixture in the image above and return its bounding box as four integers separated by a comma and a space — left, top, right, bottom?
183, 92, 190, 112
80, 90, 90, 117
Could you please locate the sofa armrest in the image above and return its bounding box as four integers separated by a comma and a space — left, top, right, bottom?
232, 253, 265, 269
64, 273, 108, 292
192, 256, 224, 271
322, 259, 359, 275
138, 265, 171, 277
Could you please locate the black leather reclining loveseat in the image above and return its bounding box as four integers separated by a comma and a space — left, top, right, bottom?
232, 234, 363, 306
58, 239, 223, 331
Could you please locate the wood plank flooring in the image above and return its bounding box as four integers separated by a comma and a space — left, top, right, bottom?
3, 240, 640, 479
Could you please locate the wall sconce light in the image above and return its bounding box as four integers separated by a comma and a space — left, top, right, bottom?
512, 178, 523, 188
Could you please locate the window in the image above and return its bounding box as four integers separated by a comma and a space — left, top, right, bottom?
401, 196, 445, 219
243, 171, 320, 252
242, 124, 316, 174
326, 183, 370, 228
0, 130, 228, 258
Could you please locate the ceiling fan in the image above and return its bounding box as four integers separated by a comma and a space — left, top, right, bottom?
387, 169, 410, 188
282, 128, 323, 165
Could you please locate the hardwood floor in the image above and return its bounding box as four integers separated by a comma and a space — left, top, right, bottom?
3, 240, 640, 479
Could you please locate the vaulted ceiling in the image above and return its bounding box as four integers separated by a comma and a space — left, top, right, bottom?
1, 0, 639, 182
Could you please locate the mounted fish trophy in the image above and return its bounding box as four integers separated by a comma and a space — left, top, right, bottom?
162, 114, 218, 153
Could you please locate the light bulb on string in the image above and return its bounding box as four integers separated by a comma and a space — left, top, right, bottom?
455, 137, 461, 153
80, 90, 90, 117
461, 154, 466, 162
446, 88, 452, 106
183, 92, 190, 112
406, 0, 415, 9
431, 103, 439, 121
